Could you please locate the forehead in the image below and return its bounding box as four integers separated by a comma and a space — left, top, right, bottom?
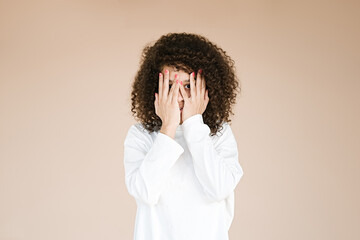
161, 65, 191, 83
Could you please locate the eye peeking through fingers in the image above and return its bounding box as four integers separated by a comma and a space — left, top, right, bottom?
169, 83, 191, 89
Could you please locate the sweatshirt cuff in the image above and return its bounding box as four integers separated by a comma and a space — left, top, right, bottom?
155, 132, 185, 157
182, 114, 210, 142
138, 132, 184, 184
182, 113, 204, 126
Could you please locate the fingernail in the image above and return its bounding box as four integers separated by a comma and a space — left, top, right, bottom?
180, 81, 183, 85
199, 69, 203, 74
159, 73, 162, 77
192, 72, 195, 77
175, 74, 178, 79
176, 79, 179, 84
165, 69, 168, 74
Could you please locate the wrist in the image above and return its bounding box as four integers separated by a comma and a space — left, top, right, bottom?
160, 124, 177, 139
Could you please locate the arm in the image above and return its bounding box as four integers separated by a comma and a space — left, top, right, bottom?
182, 114, 244, 202
123, 124, 184, 205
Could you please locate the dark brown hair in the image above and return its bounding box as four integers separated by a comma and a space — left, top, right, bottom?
130, 32, 241, 136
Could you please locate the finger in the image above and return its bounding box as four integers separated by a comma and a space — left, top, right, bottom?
154, 93, 158, 116
201, 75, 206, 97
179, 80, 189, 102
190, 72, 196, 99
154, 92, 158, 109
158, 72, 163, 101
205, 89, 209, 102
196, 69, 202, 97
163, 69, 169, 100
167, 73, 177, 101
205, 90, 209, 107
172, 76, 180, 104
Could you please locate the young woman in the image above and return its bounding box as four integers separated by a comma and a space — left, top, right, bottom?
124, 32, 244, 240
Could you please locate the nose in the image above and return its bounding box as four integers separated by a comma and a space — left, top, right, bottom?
177, 88, 184, 102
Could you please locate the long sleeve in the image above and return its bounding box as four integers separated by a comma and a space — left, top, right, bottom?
181, 114, 244, 202
123, 124, 184, 205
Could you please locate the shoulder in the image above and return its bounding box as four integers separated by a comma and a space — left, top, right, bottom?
212, 121, 237, 146
126, 122, 153, 136
124, 123, 154, 149
128, 122, 146, 133
214, 121, 233, 138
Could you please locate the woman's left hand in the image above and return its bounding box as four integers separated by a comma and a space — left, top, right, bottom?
179, 69, 209, 123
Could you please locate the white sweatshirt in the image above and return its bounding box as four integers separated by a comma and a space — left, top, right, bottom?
123, 114, 244, 240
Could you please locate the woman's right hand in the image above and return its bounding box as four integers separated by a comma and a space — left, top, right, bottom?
154, 69, 181, 130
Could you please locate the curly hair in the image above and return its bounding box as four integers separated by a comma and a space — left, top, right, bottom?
130, 32, 241, 136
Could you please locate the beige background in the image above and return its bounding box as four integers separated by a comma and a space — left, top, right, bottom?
0, 0, 359, 239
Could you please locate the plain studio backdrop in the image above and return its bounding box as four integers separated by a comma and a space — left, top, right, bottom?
0, 0, 359, 239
